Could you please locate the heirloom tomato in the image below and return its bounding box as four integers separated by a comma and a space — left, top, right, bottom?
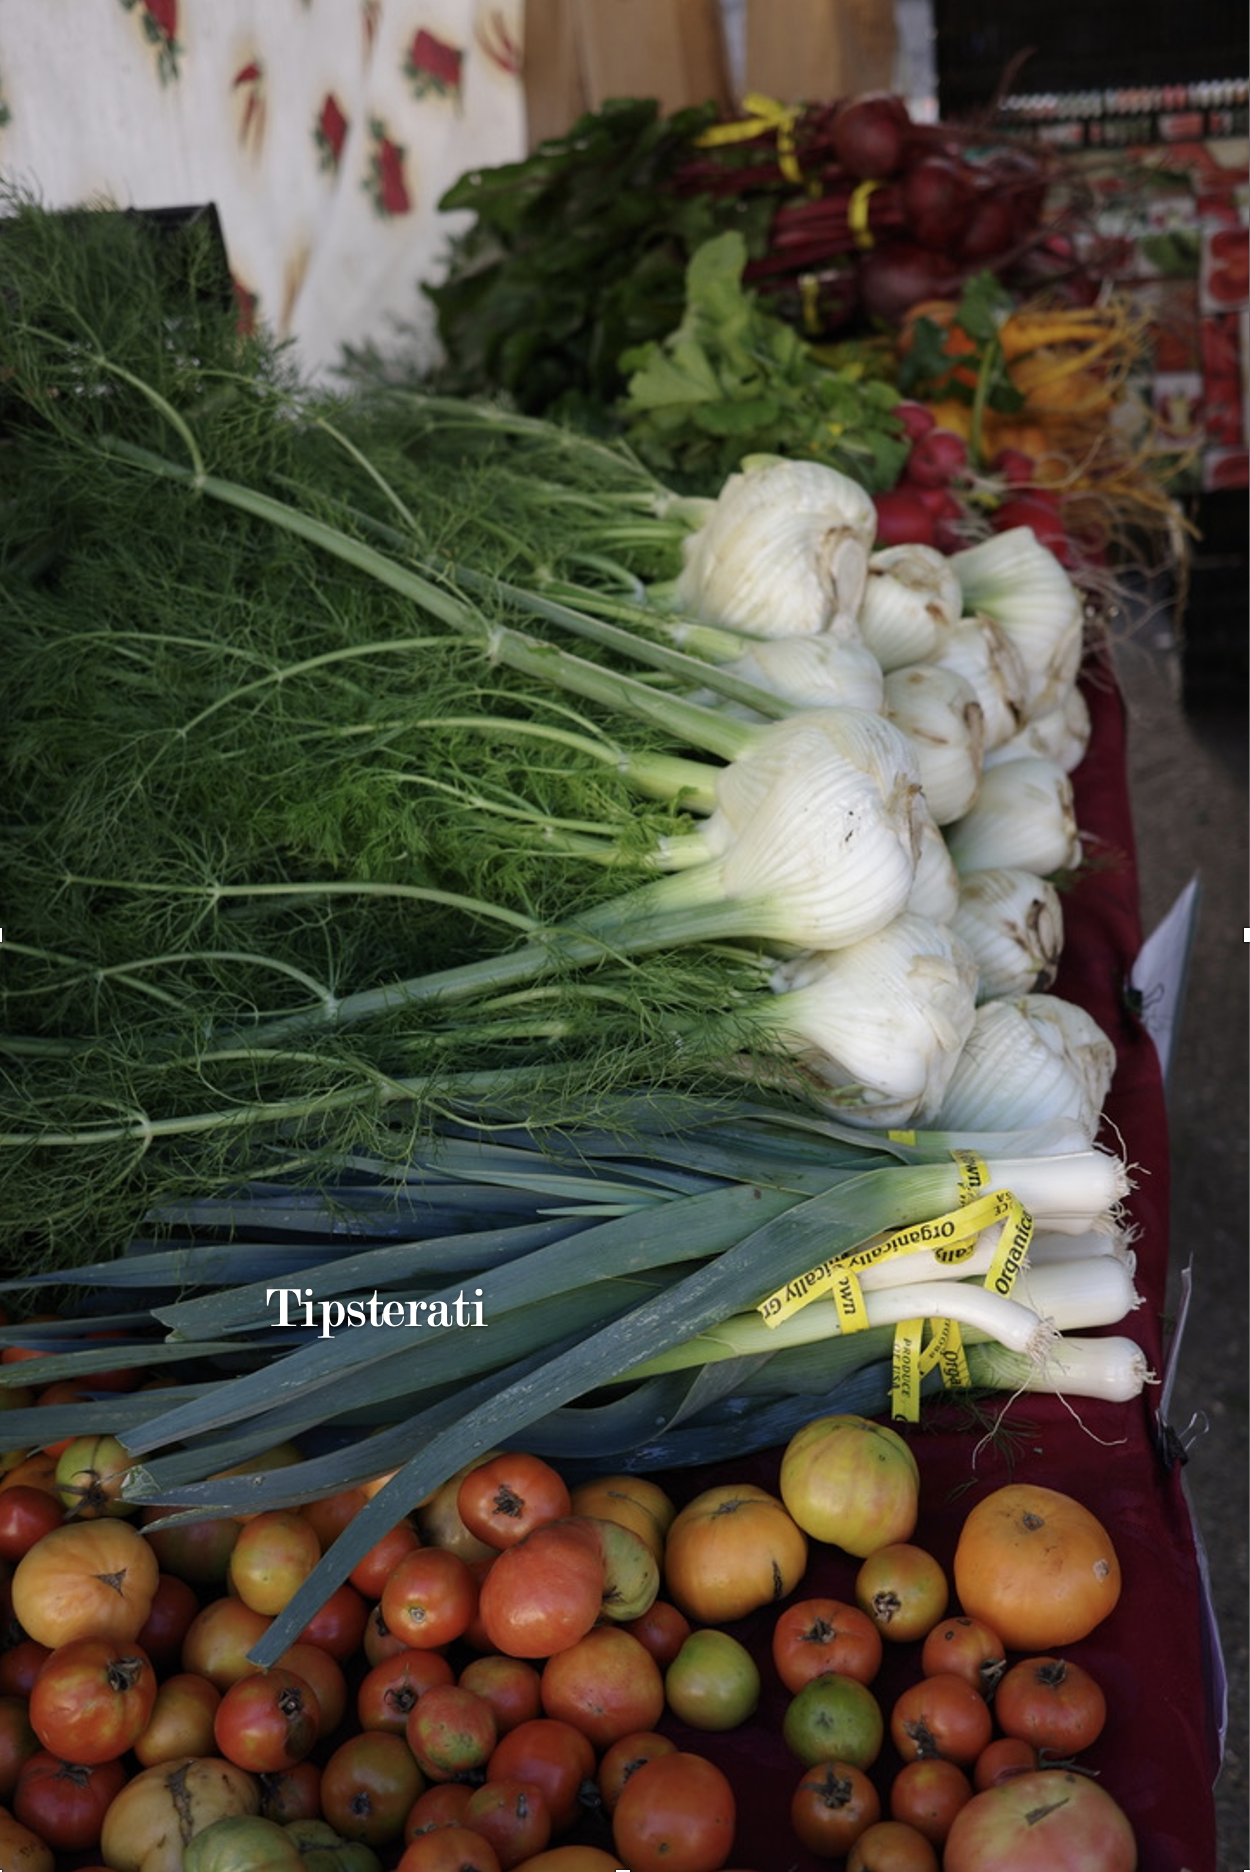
784, 1673, 884, 1771
228, 1511, 322, 1617
663, 1484, 806, 1623
664, 1628, 760, 1731
952, 1484, 1121, 1649
12, 1518, 159, 1647
487, 1718, 595, 1834
855, 1543, 948, 1642
942, 1768, 1137, 1871
99, 1755, 261, 1872
780, 1414, 919, 1555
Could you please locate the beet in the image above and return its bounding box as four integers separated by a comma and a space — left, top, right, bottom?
858, 242, 961, 326
904, 428, 970, 489
902, 154, 977, 251
829, 93, 913, 179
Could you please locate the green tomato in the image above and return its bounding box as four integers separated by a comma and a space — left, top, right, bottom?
782, 1671, 884, 1770
664, 1628, 761, 1731
284, 1819, 384, 1872
184, 1815, 305, 1872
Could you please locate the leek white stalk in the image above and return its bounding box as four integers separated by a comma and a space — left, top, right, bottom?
951, 867, 1065, 1000
668, 454, 878, 640
964, 1333, 1152, 1402
935, 995, 1117, 1143
943, 756, 1080, 878
924, 613, 1029, 751
983, 683, 1091, 774
948, 527, 1085, 717
858, 542, 963, 669
883, 663, 986, 826
754, 914, 980, 1125
1027, 1226, 1135, 1266
905, 806, 962, 923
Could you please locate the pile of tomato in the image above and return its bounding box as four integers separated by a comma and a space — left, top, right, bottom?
0, 1336, 1141, 1872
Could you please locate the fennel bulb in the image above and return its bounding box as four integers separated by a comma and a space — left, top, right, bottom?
669, 455, 878, 640
708, 632, 886, 716
882, 663, 986, 826
951, 867, 1065, 1000
924, 613, 1030, 751
983, 682, 1091, 774
759, 914, 980, 1126
934, 993, 1116, 1142
858, 541, 963, 669
942, 756, 1080, 878
905, 805, 962, 924
949, 527, 1085, 717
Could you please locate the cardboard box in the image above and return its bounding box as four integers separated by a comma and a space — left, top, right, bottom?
524, 0, 731, 148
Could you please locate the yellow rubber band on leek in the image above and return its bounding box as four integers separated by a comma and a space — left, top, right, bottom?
891, 1317, 925, 1419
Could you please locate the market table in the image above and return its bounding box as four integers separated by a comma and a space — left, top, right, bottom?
556, 646, 1223, 1872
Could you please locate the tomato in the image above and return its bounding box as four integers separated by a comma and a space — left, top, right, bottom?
405, 1778, 474, 1838
790, 1759, 881, 1857
0, 1639, 51, 1697
972, 1736, 1039, 1790
347, 1520, 421, 1599
568, 1474, 675, 1563
919, 1615, 1005, 1696
855, 1543, 948, 1643
213, 1667, 321, 1772
952, 1485, 1122, 1650
621, 1598, 690, 1668
136, 1571, 201, 1673
993, 1655, 1107, 1754
273, 1640, 349, 1736
664, 1628, 759, 1731
407, 1683, 498, 1781
783, 1673, 884, 1771
463, 1775, 551, 1867
612, 1751, 736, 1872
30, 1636, 158, 1763
141, 1505, 240, 1586
0, 1802, 55, 1871
416, 1453, 502, 1564
0, 1486, 64, 1559
662, 1484, 806, 1624
457, 1653, 543, 1736
779, 1414, 920, 1556
98, 1755, 261, 1872
228, 1511, 322, 1617
396, 1825, 502, 1872
596, 1730, 677, 1812
889, 1673, 993, 1767
319, 1730, 426, 1846
11, 1519, 159, 1647
298, 1487, 370, 1552
846, 1818, 940, 1871
942, 1768, 1137, 1871
14, 1750, 126, 1852
501, 1852, 620, 1872
54, 1435, 136, 1518
182, 1596, 273, 1688
359, 1649, 456, 1733
134, 1671, 221, 1766
381, 1544, 479, 1649
297, 1579, 369, 1660
362, 1600, 409, 1667
487, 1718, 596, 1835
458, 1454, 572, 1550
594, 1515, 661, 1623
540, 1625, 664, 1750
477, 1518, 605, 1659
0, 1694, 39, 1800
772, 1596, 883, 1692
0, 1453, 61, 1498
181, 1814, 305, 1872
256, 1759, 322, 1825
889, 1756, 974, 1845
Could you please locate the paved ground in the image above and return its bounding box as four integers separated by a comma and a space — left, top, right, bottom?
1112, 590, 1248, 1867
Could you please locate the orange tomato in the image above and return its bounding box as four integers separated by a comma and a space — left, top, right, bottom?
952, 1484, 1121, 1650
662, 1484, 806, 1624
11, 1520, 159, 1649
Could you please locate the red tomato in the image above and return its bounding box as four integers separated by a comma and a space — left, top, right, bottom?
487, 1719, 595, 1834
320, 1730, 426, 1846
0, 1693, 38, 1801
889, 1674, 993, 1767
847, 1817, 940, 1871
889, 1755, 974, 1845
972, 1735, 1039, 1790
993, 1655, 1107, 1754
273, 1640, 349, 1736
457, 1654, 544, 1736
382, 1545, 478, 1650
0, 1638, 51, 1698
29, 1638, 158, 1764
0, 1486, 64, 1560
621, 1599, 691, 1669
298, 1486, 370, 1551
463, 1775, 552, 1867
396, 1825, 502, 1872
228, 1510, 322, 1617
135, 1572, 201, 1673
540, 1625, 665, 1751
14, 1750, 126, 1853
404, 1778, 474, 1840
297, 1579, 368, 1660
457, 1454, 572, 1550
141, 1504, 239, 1587
348, 1520, 420, 1599
919, 1616, 1005, 1697
772, 1597, 884, 1692
477, 1519, 605, 1660
612, 1751, 736, 1872
362, 1599, 410, 1667
359, 1649, 455, 1733
257, 1757, 322, 1824
213, 1666, 321, 1772
596, 1730, 677, 1813
790, 1758, 881, 1857
406, 1683, 497, 1782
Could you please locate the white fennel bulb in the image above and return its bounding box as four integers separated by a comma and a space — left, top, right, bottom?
711, 632, 886, 715
935, 993, 1116, 1141
925, 613, 1030, 751
905, 804, 962, 923
951, 866, 1065, 1000
943, 756, 1080, 877
760, 914, 980, 1125
983, 682, 1091, 774
949, 527, 1085, 717
858, 542, 964, 669
883, 663, 986, 826
670, 454, 877, 640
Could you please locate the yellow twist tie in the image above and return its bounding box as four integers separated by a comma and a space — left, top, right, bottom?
695, 92, 804, 185
848, 177, 884, 249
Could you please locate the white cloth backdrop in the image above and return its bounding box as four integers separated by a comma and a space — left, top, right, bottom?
0, 0, 526, 379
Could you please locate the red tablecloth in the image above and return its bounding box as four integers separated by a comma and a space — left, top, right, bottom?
578, 650, 1222, 1872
